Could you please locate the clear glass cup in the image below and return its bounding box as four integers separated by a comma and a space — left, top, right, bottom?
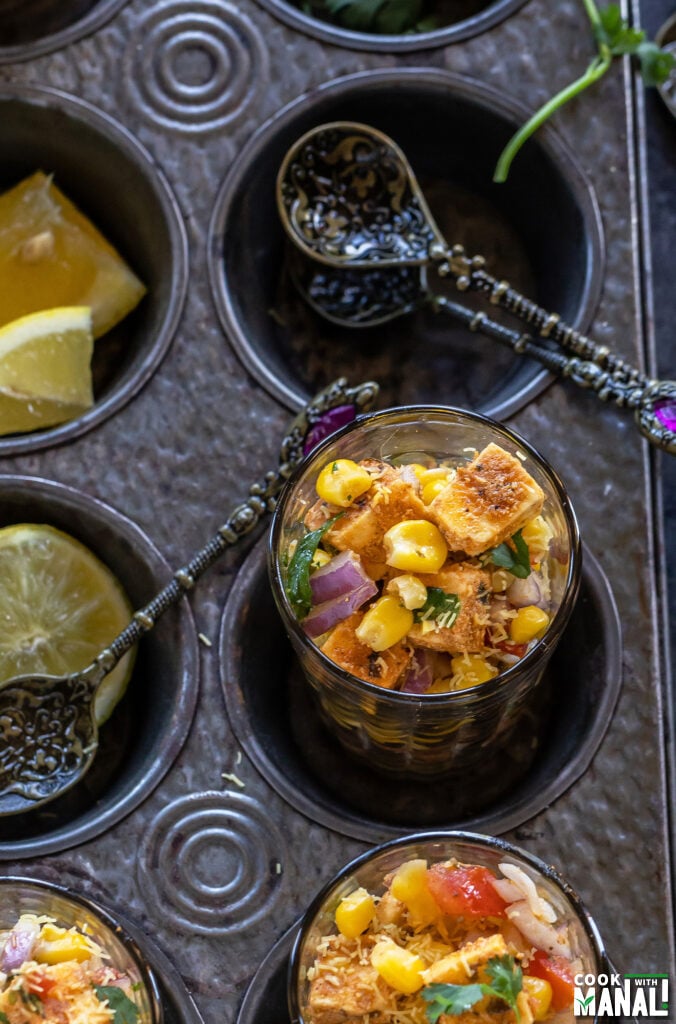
288, 830, 609, 1024
0, 877, 162, 1024
269, 407, 581, 787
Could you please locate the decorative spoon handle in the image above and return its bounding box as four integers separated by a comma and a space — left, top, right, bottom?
433, 295, 639, 391
82, 378, 379, 688
433, 244, 676, 454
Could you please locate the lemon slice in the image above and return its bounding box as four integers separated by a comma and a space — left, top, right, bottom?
0, 171, 146, 338
0, 306, 94, 436
0, 524, 135, 726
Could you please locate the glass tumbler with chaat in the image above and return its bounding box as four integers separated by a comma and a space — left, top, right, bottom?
289, 831, 609, 1024
269, 407, 580, 791
0, 878, 161, 1024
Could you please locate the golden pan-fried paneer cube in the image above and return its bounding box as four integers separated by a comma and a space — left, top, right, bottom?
308, 937, 391, 1024
420, 933, 509, 985
321, 612, 412, 689
408, 563, 491, 654
428, 444, 544, 557
305, 460, 427, 574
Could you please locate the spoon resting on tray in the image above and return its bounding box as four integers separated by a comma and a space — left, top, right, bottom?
0, 378, 378, 817
277, 121, 676, 455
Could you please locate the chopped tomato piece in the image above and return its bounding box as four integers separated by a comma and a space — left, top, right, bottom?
495, 640, 528, 658
528, 951, 575, 1010
427, 864, 507, 918
25, 970, 56, 997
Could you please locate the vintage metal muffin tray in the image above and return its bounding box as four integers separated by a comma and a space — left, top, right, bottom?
0, 0, 674, 1020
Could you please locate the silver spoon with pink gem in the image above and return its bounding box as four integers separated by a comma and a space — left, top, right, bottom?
0, 378, 378, 816
277, 121, 676, 454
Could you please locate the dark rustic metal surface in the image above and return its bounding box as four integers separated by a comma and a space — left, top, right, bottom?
0, 0, 673, 1020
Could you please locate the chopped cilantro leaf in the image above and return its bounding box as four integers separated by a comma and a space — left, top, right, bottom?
485, 955, 523, 1019
414, 588, 461, 629
0, 1012, 10, 1023
285, 515, 342, 618
94, 986, 140, 1024
488, 529, 531, 579
422, 982, 486, 1020
422, 955, 522, 1022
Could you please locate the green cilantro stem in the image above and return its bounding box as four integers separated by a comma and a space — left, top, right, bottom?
493, 0, 674, 182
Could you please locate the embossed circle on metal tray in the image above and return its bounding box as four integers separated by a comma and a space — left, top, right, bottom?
208, 68, 605, 421
219, 539, 622, 843
0, 476, 199, 860
0, 84, 188, 456
136, 791, 286, 935
122, 0, 268, 133
250, 0, 528, 52
0, 0, 130, 65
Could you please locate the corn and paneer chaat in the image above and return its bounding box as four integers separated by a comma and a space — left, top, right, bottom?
0, 914, 142, 1024
304, 857, 578, 1024
285, 442, 561, 693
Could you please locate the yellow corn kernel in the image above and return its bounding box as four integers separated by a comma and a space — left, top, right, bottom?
450, 654, 499, 688
335, 887, 375, 938
355, 595, 413, 651
311, 548, 331, 571
422, 478, 449, 505
390, 859, 439, 927
427, 677, 453, 693
316, 459, 372, 507
386, 574, 428, 610
371, 937, 425, 994
522, 976, 553, 1020
418, 467, 452, 487
521, 516, 552, 559
510, 605, 550, 644
34, 924, 94, 964
405, 462, 428, 480
383, 520, 447, 573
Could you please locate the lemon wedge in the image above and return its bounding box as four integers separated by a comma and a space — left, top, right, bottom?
0, 171, 146, 337
0, 306, 94, 435
0, 524, 135, 725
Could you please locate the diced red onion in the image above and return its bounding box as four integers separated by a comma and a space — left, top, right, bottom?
399, 465, 421, 492
548, 536, 567, 563
303, 580, 377, 638
1, 918, 40, 971
401, 650, 434, 694
303, 405, 356, 455
507, 574, 545, 609
310, 550, 373, 605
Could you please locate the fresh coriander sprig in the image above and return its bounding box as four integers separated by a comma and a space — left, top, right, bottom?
93, 987, 140, 1024
302, 0, 435, 34
414, 587, 461, 630
422, 955, 523, 1022
494, 0, 675, 182
487, 529, 531, 579
285, 515, 342, 618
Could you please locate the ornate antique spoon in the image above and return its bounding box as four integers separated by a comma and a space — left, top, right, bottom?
277, 121, 676, 454
288, 252, 654, 399
0, 378, 378, 816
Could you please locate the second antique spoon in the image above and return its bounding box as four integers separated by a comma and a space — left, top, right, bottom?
0, 378, 378, 816
277, 121, 676, 454
288, 252, 655, 402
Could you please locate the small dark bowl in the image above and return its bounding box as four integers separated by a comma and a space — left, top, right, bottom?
0, 476, 199, 860
209, 68, 604, 419
251, 0, 528, 52
0, 878, 163, 1024
0, 0, 129, 64
0, 85, 188, 455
